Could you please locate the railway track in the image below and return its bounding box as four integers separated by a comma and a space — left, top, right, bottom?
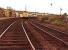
29, 19, 68, 44
22, 21, 45, 50
0, 18, 16, 35
24, 19, 68, 50
30, 18, 68, 34
0, 17, 68, 50
0, 19, 33, 50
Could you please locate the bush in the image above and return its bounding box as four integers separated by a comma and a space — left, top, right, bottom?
51, 19, 65, 26
41, 16, 49, 22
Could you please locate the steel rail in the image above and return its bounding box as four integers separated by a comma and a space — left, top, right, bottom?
21, 22, 35, 50
29, 21, 68, 45
0, 21, 16, 38
30, 19, 67, 34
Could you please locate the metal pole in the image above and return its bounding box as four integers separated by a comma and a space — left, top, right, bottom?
60, 8, 62, 16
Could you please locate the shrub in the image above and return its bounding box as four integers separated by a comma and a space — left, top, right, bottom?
51, 18, 65, 26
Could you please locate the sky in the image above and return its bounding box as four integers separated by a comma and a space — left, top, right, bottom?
0, 0, 68, 14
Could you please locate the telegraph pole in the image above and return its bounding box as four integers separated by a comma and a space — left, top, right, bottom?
50, 0, 53, 6
25, 5, 27, 11
50, 0, 53, 14
60, 8, 62, 16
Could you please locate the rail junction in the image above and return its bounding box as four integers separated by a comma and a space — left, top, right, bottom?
0, 17, 68, 50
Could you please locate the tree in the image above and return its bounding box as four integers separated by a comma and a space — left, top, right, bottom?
62, 13, 67, 19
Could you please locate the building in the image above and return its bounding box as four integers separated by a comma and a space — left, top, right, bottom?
29, 12, 38, 17
0, 8, 5, 17
22, 11, 29, 17
5, 7, 16, 17
16, 12, 20, 17
17, 11, 29, 17
16, 10, 49, 17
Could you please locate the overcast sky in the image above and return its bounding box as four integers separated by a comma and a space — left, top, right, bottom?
0, 0, 68, 14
